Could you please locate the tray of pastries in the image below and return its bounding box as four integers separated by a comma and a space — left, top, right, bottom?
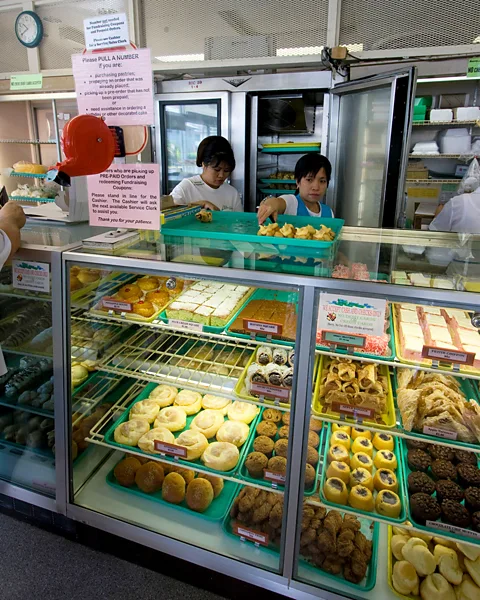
320, 424, 407, 524
105, 381, 259, 475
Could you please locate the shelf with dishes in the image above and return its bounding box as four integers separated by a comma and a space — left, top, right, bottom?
409, 154, 475, 160
405, 179, 462, 185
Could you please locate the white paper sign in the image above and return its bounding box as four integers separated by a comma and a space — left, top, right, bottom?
318, 293, 386, 337
12, 260, 50, 293
84, 13, 129, 51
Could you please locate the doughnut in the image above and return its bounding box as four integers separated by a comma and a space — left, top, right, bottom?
145, 290, 170, 306
138, 427, 175, 453
132, 301, 156, 318
227, 401, 259, 424
162, 472, 186, 504
202, 474, 224, 498
201, 394, 231, 415
175, 430, 209, 460
216, 420, 249, 447
118, 284, 142, 299
186, 478, 214, 512
137, 276, 159, 291
154, 406, 187, 432
114, 418, 150, 446
129, 399, 160, 424
190, 409, 224, 438
135, 461, 164, 493
114, 457, 141, 486
148, 384, 178, 408
201, 442, 239, 471
174, 390, 203, 415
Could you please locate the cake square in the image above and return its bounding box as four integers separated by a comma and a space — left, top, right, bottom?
404, 336, 424, 353
409, 273, 431, 287
400, 323, 424, 339
422, 306, 442, 316
458, 330, 480, 346
400, 309, 419, 324
425, 314, 447, 327
429, 325, 453, 344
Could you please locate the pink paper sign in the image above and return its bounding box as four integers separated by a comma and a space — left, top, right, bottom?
87, 163, 160, 230
72, 48, 154, 126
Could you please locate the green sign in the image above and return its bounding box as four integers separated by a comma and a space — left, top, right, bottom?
10, 74, 43, 90
467, 57, 480, 79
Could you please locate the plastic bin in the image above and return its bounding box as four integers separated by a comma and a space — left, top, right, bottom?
438, 128, 471, 154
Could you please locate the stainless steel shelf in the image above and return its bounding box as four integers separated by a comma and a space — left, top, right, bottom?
405, 179, 461, 185
412, 119, 480, 127
409, 154, 475, 159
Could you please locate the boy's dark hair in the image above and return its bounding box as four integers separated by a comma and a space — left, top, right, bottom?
294, 154, 332, 184
196, 136, 236, 171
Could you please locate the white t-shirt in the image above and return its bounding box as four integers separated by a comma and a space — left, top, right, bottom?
429, 192, 480, 234
171, 175, 242, 212
279, 194, 334, 218
0, 230, 11, 376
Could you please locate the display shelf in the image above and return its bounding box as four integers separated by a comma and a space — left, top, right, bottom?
0, 435, 54, 461
9, 196, 57, 204
409, 154, 475, 159
70, 272, 136, 311
260, 147, 320, 154
0, 396, 53, 418
258, 178, 296, 185
0, 290, 51, 302
0, 139, 57, 144
405, 178, 461, 185
2, 347, 52, 359
412, 119, 480, 127
8, 172, 47, 179
71, 321, 129, 362
258, 188, 295, 195
71, 371, 124, 428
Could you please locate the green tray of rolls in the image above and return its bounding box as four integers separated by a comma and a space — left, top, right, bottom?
237, 407, 323, 496
106, 458, 240, 521
400, 438, 480, 546
103, 381, 260, 476
222, 485, 379, 592
319, 423, 408, 524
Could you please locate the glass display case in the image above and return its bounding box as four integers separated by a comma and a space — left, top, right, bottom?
61, 225, 480, 600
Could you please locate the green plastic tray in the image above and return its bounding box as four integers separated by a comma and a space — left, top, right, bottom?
259, 179, 297, 185
242, 258, 331, 278
222, 486, 379, 592
225, 288, 298, 347
106, 461, 239, 521
260, 147, 320, 154
401, 438, 480, 545
237, 407, 322, 495
103, 382, 260, 476
320, 423, 408, 524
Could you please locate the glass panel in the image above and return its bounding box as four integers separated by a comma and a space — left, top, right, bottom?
163, 102, 219, 194
68, 263, 301, 573
334, 86, 392, 227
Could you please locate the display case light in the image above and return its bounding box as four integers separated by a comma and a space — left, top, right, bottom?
155, 53, 205, 62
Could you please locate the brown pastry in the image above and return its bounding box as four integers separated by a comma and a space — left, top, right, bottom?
114, 457, 141, 487
431, 459, 457, 481
305, 464, 316, 488
428, 444, 455, 462
245, 452, 268, 478
162, 472, 186, 504
254, 436, 275, 457
118, 284, 142, 299
202, 474, 224, 498
256, 421, 277, 438
186, 478, 214, 512
132, 300, 156, 318
306, 446, 319, 467
323, 510, 342, 537
135, 461, 165, 493
278, 425, 289, 439
309, 417, 322, 432
268, 456, 287, 476
263, 408, 283, 423
274, 438, 288, 459
407, 449, 431, 472
168, 467, 195, 484
454, 449, 477, 465
282, 412, 291, 426
436, 480, 465, 504
308, 431, 320, 449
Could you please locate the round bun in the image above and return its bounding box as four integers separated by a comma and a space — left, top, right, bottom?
114, 457, 141, 486
114, 418, 150, 446
263, 408, 282, 423
162, 472, 186, 504
175, 430, 209, 460
202, 474, 224, 498
227, 401, 259, 424
145, 290, 170, 306
190, 409, 224, 438
309, 417, 322, 432
216, 420, 249, 447
186, 478, 214, 512
149, 384, 178, 407
118, 284, 142, 299
129, 399, 160, 424
201, 394, 231, 414
132, 301, 156, 317
202, 442, 239, 471
135, 461, 164, 493
245, 452, 268, 478
174, 390, 203, 415
138, 427, 175, 453
168, 466, 195, 484
256, 420, 278, 438
274, 438, 288, 458
137, 276, 159, 291
70, 275, 83, 291
77, 269, 100, 284
154, 406, 187, 432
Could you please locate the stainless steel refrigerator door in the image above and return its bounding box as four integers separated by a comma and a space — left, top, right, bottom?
154, 92, 230, 195
328, 68, 416, 228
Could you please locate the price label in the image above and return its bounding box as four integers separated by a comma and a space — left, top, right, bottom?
318, 293, 386, 337
321, 331, 366, 348
102, 297, 133, 312
168, 319, 203, 332
250, 382, 291, 401
263, 470, 286, 484
233, 524, 269, 546
423, 426, 458, 441
426, 520, 480, 540
331, 402, 375, 419
243, 319, 283, 335
153, 441, 187, 458
422, 345, 475, 366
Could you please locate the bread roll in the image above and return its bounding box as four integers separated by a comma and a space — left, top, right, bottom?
201, 394, 231, 414
391, 534, 410, 561
114, 418, 150, 446
216, 420, 249, 447
201, 442, 239, 471
175, 430, 208, 460
174, 390, 202, 415
457, 543, 480, 562
186, 478, 214, 512
129, 399, 160, 424
202, 474, 224, 498
149, 384, 177, 407
154, 406, 187, 432
138, 427, 175, 453
190, 409, 224, 438
227, 401, 259, 424
135, 461, 164, 493
438, 552, 463, 586
392, 560, 419, 596
114, 457, 141, 486
402, 538, 436, 577
420, 573, 455, 600
162, 472, 186, 504
465, 556, 480, 588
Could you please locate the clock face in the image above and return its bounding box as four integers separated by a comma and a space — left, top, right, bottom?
15, 11, 43, 47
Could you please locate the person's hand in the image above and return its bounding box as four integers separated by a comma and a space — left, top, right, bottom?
192, 201, 219, 211
257, 197, 278, 225
0, 202, 26, 229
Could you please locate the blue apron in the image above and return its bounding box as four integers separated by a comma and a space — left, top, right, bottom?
295, 193, 333, 217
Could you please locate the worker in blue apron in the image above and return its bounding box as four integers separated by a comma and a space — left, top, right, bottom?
257, 154, 334, 224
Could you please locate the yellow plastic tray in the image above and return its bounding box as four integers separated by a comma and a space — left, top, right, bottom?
311, 354, 396, 429
387, 526, 418, 600
262, 142, 321, 148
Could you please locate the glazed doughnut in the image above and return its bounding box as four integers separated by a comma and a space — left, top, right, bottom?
149, 384, 178, 407
154, 406, 187, 432
129, 399, 160, 424
138, 427, 175, 453
118, 284, 142, 299
227, 401, 259, 424
216, 420, 249, 447
137, 276, 159, 291
175, 430, 209, 460
174, 390, 202, 415
132, 301, 156, 318
201, 441, 239, 471
201, 394, 231, 415
114, 418, 150, 446
190, 409, 224, 438
145, 290, 170, 306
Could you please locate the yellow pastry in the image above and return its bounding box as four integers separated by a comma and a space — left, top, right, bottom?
326, 460, 351, 484
332, 424, 351, 435
201, 441, 239, 471
132, 301, 156, 318
373, 432, 394, 451
330, 431, 351, 451
376, 490, 401, 518
129, 399, 160, 424
175, 430, 209, 460
137, 276, 159, 291
174, 390, 203, 415
201, 394, 231, 414
190, 409, 224, 438
374, 449, 398, 470
373, 468, 398, 492
323, 477, 348, 505
216, 420, 249, 447
148, 384, 178, 407
327, 444, 350, 465
138, 427, 175, 453
352, 437, 373, 456
114, 418, 150, 446
154, 406, 187, 432
350, 467, 374, 491
351, 452, 373, 472
392, 561, 419, 596
227, 401, 259, 424
351, 427, 372, 440
348, 484, 374, 512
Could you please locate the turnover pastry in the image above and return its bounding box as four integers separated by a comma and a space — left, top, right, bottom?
154, 406, 187, 432
138, 427, 175, 453
174, 390, 202, 415
201, 394, 231, 414
190, 409, 224, 438
114, 418, 150, 446
129, 399, 160, 424
201, 441, 239, 471
149, 384, 178, 408
227, 401, 259, 424
216, 420, 249, 447
175, 430, 208, 460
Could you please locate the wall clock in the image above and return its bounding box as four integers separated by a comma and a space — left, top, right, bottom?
15, 11, 44, 48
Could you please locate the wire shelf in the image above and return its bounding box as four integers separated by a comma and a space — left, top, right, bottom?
71, 372, 124, 429
406, 179, 461, 185
71, 320, 130, 362
409, 154, 476, 160
412, 120, 480, 127
71, 272, 136, 311
0, 139, 57, 144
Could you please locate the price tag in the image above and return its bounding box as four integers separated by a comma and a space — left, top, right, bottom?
102, 297, 133, 312
153, 441, 187, 458
331, 402, 375, 419
264, 470, 286, 484
243, 319, 283, 336
321, 331, 366, 348
250, 382, 290, 401
233, 524, 269, 546
423, 426, 458, 441
426, 520, 480, 540
168, 319, 203, 332
422, 345, 475, 366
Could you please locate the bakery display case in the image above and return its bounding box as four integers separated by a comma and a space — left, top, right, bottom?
61, 225, 480, 600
